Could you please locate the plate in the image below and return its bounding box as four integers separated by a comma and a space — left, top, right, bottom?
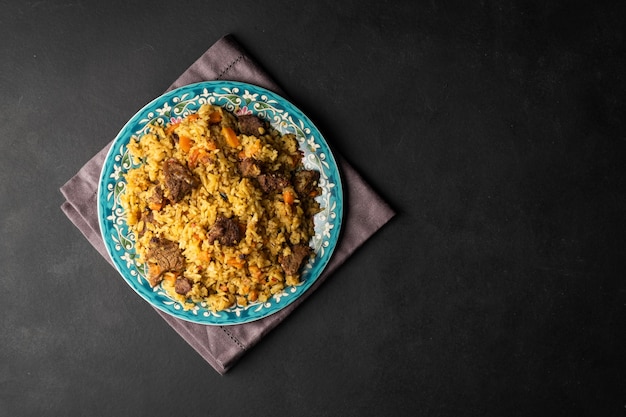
97, 81, 343, 325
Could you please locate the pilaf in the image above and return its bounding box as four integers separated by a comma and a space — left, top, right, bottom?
120, 104, 321, 312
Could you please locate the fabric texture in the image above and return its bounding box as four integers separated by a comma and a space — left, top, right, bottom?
60, 34, 395, 374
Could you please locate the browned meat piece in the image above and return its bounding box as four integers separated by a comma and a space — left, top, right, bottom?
278, 244, 312, 276
145, 237, 185, 286
175, 277, 192, 295
257, 172, 290, 193
237, 114, 266, 136
162, 158, 199, 202
206, 216, 242, 246
293, 169, 320, 197
238, 157, 262, 178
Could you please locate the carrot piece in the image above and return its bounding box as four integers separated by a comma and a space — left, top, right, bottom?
283, 189, 295, 205
165, 122, 179, 135
179, 135, 193, 152
191, 147, 212, 167
222, 126, 240, 147
186, 113, 199, 122
208, 111, 222, 124
226, 256, 246, 269
198, 251, 210, 263
188, 148, 200, 168
149, 201, 163, 211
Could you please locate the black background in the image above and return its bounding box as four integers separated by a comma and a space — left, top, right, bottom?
2, 1, 626, 416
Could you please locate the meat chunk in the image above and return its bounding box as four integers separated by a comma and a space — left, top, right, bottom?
174, 277, 192, 295
237, 114, 266, 136
293, 169, 320, 197
257, 172, 290, 193
206, 216, 242, 246
162, 158, 199, 202
238, 157, 262, 178
145, 237, 185, 286
278, 244, 312, 276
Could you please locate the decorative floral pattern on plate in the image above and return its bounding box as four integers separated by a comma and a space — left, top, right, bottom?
98, 81, 343, 325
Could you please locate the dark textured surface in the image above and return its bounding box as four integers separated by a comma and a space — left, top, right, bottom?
2, 1, 625, 415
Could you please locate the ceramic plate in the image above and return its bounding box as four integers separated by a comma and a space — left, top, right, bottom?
98, 81, 343, 325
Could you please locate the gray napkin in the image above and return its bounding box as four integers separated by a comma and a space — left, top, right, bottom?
60, 34, 395, 374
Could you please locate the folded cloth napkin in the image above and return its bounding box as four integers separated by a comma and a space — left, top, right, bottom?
60, 34, 395, 374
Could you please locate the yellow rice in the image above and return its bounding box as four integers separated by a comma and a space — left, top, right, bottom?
120, 104, 320, 311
